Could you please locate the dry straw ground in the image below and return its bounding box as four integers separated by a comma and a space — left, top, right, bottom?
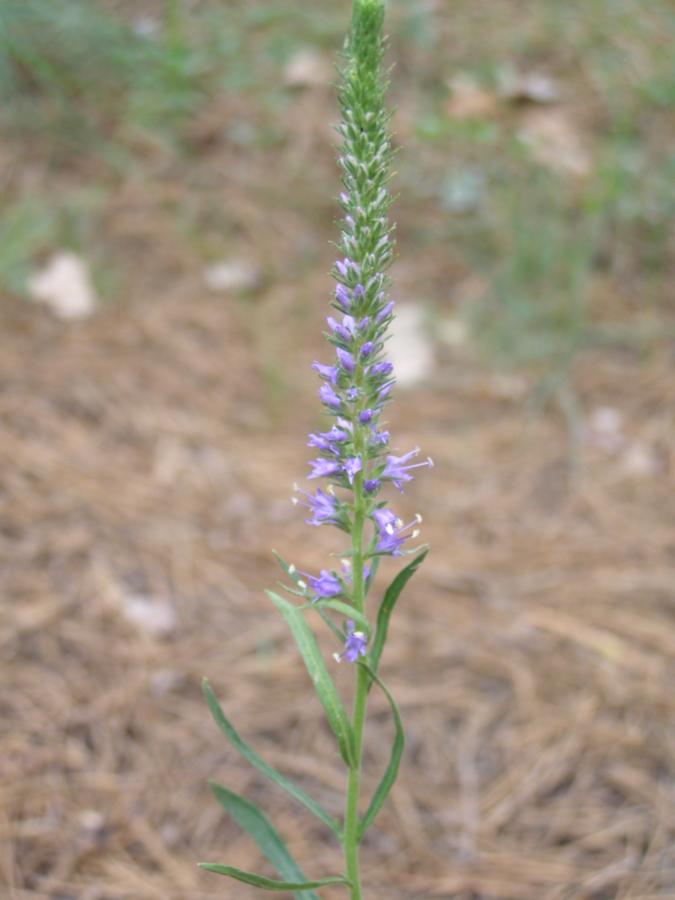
1, 2, 675, 897
1, 283, 674, 899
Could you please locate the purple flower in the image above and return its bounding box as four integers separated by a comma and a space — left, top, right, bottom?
308, 458, 342, 479
336, 348, 355, 373
307, 425, 350, 452
364, 479, 381, 494
353, 284, 365, 300
346, 387, 359, 401
360, 341, 375, 358
369, 361, 393, 378
344, 456, 362, 484
335, 620, 367, 663
327, 315, 357, 343
335, 284, 351, 310
377, 381, 395, 402
382, 449, 434, 491
307, 570, 343, 600
312, 361, 338, 384
376, 301, 394, 323
294, 487, 340, 526
358, 408, 374, 424
335, 258, 360, 278
373, 509, 422, 556
370, 429, 390, 446
319, 384, 342, 410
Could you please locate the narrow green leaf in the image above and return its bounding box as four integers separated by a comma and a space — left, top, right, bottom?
356, 664, 404, 840
305, 600, 370, 635
207, 784, 321, 900
267, 590, 355, 768
200, 863, 348, 892
203, 681, 340, 835
369, 548, 428, 682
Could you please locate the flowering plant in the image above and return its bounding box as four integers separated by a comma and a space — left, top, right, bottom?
200, 1, 431, 896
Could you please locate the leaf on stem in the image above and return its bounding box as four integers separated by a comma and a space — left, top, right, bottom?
356, 663, 404, 840
306, 599, 370, 636
267, 590, 356, 768
205, 784, 324, 899
369, 548, 428, 682
203, 681, 340, 835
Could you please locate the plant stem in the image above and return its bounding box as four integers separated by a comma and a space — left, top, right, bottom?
344, 663, 368, 899
344, 449, 367, 897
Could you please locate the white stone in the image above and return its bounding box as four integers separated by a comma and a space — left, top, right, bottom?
28, 252, 98, 320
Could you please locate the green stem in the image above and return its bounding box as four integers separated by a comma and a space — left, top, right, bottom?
344, 663, 368, 899
344, 449, 368, 897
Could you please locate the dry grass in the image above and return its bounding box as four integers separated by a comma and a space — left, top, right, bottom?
1, 279, 674, 898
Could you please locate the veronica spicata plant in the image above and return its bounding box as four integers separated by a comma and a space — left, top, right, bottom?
200, 2, 431, 896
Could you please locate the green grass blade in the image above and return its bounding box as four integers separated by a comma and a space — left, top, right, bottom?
203, 681, 340, 835
199, 862, 349, 892
267, 590, 355, 768
369, 549, 428, 683
356, 664, 404, 840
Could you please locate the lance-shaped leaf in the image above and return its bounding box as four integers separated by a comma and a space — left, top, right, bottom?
268, 590, 356, 768
203, 681, 340, 836
205, 784, 323, 899
369, 548, 428, 684
200, 863, 349, 892
356, 663, 404, 840
304, 599, 370, 636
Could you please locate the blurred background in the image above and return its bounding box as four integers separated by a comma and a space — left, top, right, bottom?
1, 0, 674, 897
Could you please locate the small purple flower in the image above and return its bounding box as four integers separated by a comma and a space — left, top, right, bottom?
308, 458, 342, 479
319, 384, 342, 410
307, 425, 350, 453
312, 361, 338, 384
376, 301, 394, 323
294, 487, 340, 526
344, 456, 362, 484
327, 315, 357, 343
335, 258, 360, 278
358, 317, 370, 331
346, 387, 359, 401
335, 620, 367, 663
364, 479, 381, 494
336, 348, 355, 373
377, 381, 395, 402
353, 284, 365, 300
335, 284, 351, 310
358, 408, 374, 424
382, 449, 434, 491
369, 361, 393, 378
360, 341, 375, 358
371, 429, 390, 446
307, 570, 343, 600
373, 509, 422, 556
